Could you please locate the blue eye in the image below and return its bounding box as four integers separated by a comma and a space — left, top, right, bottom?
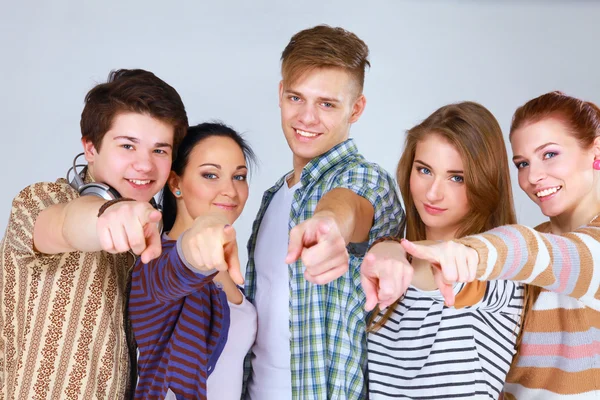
202, 173, 218, 179
121, 144, 134, 150
514, 161, 528, 169
450, 175, 464, 183
290, 96, 300, 102
417, 167, 431, 175
322, 102, 333, 108
543, 151, 558, 159
234, 175, 247, 181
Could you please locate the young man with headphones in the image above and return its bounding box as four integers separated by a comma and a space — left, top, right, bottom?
0, 69, 188, 399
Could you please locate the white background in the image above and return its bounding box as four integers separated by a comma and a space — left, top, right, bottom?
2, 0, 599, 267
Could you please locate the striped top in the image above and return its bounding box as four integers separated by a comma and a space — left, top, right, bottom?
457, 218, 600, 399
368, 280, 524, 399
129, 235, 229, 400
0, 180, 133, 400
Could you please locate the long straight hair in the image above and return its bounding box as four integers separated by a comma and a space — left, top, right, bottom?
370, 101, 517, 331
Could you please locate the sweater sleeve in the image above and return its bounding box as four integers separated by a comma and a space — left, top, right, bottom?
455, 219, 600, 310
132, 237, 218, 303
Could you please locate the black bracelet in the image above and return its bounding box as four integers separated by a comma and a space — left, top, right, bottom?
97, 198, 135, 217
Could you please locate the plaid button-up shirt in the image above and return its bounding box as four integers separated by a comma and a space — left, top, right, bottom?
243, 139, 404, 399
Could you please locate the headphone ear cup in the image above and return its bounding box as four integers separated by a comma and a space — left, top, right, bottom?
78, 182, 121, 201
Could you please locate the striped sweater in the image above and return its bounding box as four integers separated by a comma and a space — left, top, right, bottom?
129, 236, 229, 400
368, 281, 523, 399
457, 218, 600, 399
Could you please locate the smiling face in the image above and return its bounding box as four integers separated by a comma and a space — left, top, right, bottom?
83, 112, 174, 202
409, 134, 470, 241
511, 117, 599, 223
278, 67, 366, 171
169, 135, 249, 226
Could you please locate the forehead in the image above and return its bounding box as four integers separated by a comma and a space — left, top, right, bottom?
105, 112, 175, 142
414, 134, 464, 169
284, 67, 358, 99
188, 136, 245, 162
511, 118, 578, 153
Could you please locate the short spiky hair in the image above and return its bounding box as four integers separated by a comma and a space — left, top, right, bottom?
281, 25, 370, 93
80, 69, 188, 157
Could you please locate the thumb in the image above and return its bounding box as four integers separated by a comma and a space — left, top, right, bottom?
361, 254, 379, 311
285, 225, 305, 264
433, 266, 455, 307
315, 221, 332, 241
222, 224, 237, 244
146, 209, 162, 224
401, 239, 439, 265
140, 223, 162, 264
224, 239, 244, 285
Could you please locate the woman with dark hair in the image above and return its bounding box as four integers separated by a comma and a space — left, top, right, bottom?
129, 122, 258, 400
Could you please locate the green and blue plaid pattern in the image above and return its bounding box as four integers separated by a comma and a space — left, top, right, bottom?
243, 139, 404, 399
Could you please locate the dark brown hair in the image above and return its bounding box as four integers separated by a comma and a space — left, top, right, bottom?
80, 69, 188, 157
281, 25, 370, 94
370, 101, 517, 331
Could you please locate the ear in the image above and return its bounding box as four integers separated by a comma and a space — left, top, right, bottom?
593, 136, 600, 160
81, 138, 97, 163
168, 171, 181, 197
349, 94, 367, 124
278, 80, 284, 108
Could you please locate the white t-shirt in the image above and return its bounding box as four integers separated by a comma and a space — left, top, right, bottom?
248, 179, 300, 400
165, 290, 257, 400
207, 293, 257, 399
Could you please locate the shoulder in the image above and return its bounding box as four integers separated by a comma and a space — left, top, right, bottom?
11, 178, 77, 218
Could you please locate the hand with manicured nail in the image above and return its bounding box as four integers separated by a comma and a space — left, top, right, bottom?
181, 214, 244, 285
400, 239, 479, 306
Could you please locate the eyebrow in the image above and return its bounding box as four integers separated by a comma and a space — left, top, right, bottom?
114, 135, 173, 148
285, 90, 341, 104
512, 142, 559, 161
199, 163, 248, 170
414, 159, 463, 174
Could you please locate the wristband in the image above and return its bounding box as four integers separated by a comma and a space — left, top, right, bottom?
97, 198, 135, 217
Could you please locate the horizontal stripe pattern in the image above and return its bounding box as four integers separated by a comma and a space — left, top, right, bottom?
458, 219, 600, 397
368, 281, 523, 399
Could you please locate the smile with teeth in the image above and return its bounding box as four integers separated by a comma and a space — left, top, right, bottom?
536, 186, 561, 198
296, 128, 319, 138
128, 179, 152, 186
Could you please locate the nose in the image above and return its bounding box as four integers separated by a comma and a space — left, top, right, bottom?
220, 178, 237, 198
297, 102, 318, 126
527, 160, 546, 185
132, 151, 153, 173
425, 178, 444, 203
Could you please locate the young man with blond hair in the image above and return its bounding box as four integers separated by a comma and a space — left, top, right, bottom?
0, 69, 187, 399
243, 25, 404, 399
